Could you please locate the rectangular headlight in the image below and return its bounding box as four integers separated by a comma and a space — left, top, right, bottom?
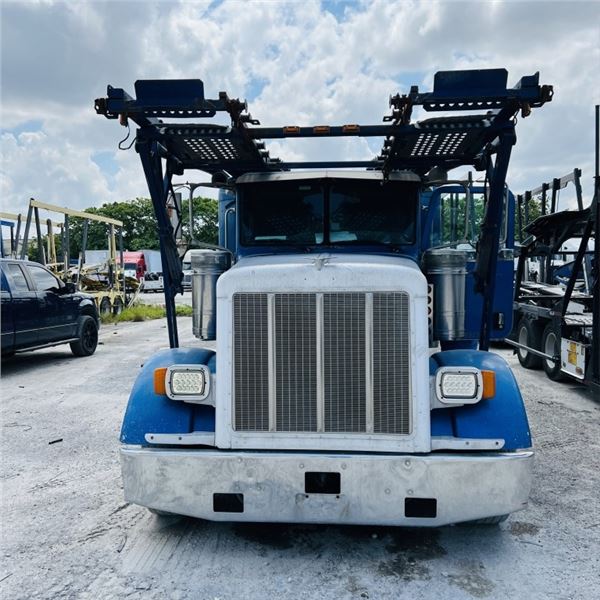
435, 367, 482, 404
165, 365, 210, 401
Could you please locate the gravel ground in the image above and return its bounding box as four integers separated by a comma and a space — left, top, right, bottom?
1, 317, 599, 600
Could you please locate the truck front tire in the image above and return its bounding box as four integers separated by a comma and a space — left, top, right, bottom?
70, 316, 99, 357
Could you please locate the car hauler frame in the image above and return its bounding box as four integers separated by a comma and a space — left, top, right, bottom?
19, 198, 136, 315
508, 110, 599, 391
96, 69, 553, 525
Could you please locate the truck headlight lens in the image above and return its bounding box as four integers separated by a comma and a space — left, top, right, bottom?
164, 365, 210, 401
435, 367, 483, 404
171, 371, 204, 395
440, 372, 478, 398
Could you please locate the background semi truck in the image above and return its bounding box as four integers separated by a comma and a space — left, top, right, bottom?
96, 68, 557, 526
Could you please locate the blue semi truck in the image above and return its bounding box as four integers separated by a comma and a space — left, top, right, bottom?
96, 69, 553, 525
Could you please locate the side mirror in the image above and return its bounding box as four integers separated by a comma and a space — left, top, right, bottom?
63, 282, 76, 294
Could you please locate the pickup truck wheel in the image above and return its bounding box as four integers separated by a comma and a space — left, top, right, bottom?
99, 297, 111, 315
516, 318, 543, 369
112, 297, 124, 315
542, 323, 566, 381
70, 316, 99, 357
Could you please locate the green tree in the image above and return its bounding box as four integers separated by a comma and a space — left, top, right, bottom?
66, 196, 218, 257
68, 197, 160, 256
514, 194, 543, 241
180, 196, 218, 244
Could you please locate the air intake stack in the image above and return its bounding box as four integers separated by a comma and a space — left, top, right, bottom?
191, 249, 231, 340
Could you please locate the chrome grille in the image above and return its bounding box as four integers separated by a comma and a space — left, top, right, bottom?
275, 294, 317, 431
233, 293, 269, 431
373, 292, 410, 434
232, 291, 411, 435
323, 293, 366, 432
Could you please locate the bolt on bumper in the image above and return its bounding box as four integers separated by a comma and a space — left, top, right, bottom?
120, 446, 533, 527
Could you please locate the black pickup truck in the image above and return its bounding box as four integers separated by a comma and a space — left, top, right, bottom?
1, 258, 100, 358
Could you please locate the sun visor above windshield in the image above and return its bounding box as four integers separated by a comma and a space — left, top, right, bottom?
235, 170, 422, 184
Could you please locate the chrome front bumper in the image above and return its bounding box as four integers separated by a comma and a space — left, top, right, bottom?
120, 446, 533, 526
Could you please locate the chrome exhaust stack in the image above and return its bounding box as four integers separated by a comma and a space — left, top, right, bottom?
424, 248, 467, 341
191, 249, 231, 340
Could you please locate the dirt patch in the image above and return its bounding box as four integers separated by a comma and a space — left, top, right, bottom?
385, 527, 447, 558
510, 521, 541, 537
448, 568, 495, 598
377, 555, 431, 581
377, 528, 447, 582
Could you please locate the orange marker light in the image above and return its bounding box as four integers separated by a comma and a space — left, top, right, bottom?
283, 126, 300, 134
313, 125, 331, 134
154, 367, 168, 395
481, 370, 496, 399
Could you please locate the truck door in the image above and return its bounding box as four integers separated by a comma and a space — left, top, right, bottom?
27, 263, 74, 343
422, 185, 514, 341
2, 262, 39, 349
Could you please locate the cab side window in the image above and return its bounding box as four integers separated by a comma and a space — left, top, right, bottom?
27, 265, 59, 291
6, 264, 31, 292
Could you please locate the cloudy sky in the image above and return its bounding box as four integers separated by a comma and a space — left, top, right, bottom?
1, 0, 599, 216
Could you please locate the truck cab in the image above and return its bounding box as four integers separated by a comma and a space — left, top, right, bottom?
122, 251, 146, 281
97, 68, 553, 525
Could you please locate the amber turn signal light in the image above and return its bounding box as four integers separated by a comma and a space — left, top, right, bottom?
481, 370, 496, 399
153, 367, 168, 395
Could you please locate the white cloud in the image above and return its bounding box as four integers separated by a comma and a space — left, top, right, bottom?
1, 0, 599, 218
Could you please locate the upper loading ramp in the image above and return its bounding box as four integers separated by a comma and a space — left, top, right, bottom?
95, 68, 553, 349
95, 69, 553, 177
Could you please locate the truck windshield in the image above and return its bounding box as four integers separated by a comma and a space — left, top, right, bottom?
240, 179, 418, 247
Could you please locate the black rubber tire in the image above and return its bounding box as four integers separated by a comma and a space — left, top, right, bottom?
460, 514, 509, 526
70, 316, 99, 357
541, 322, 566, 381
99, 297, 112, 315
516, 317, 543, 369
112, 297, 124, 316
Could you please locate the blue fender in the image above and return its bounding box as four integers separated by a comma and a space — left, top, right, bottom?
121, 347, 216, 445
430, 350, 531, 450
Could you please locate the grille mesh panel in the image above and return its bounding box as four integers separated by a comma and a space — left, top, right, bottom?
233, 293, 269, 431
233, 291, 411, 435
275, 294, 317, 431
373, 292, 410, 434
323, 293, 366, 432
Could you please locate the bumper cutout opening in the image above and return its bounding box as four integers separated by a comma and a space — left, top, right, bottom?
305, 472, 341, 494
213, 493, 244, 513
405, 497, 437, 518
